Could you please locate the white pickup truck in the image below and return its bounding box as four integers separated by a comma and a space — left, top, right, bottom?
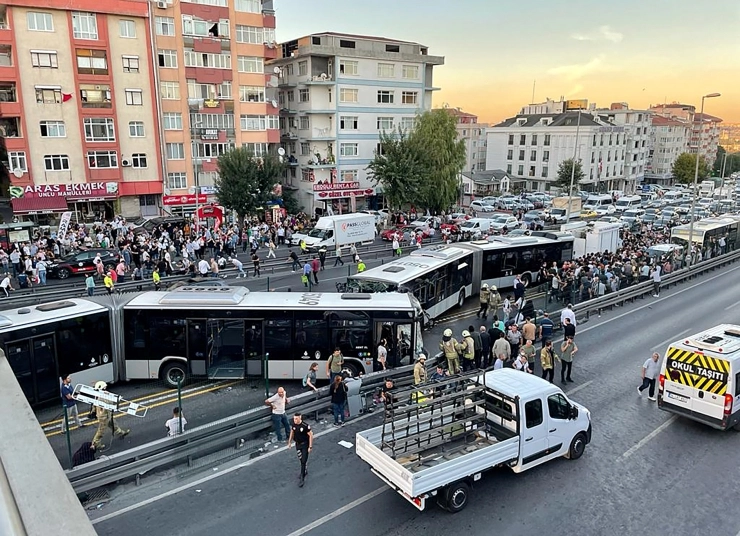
356, 368, 592, 512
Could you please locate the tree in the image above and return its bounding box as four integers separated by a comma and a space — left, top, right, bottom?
366, 109, 466, 212
215, 148, 286, 218
553, 159, 584, 193
671, 152, 709, 185
714, 146, 740, 177
714, 146, 726, 175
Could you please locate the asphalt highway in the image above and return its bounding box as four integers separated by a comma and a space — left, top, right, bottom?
90, 261, 740, 536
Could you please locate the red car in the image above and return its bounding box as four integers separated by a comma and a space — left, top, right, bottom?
381, 225, 431, 241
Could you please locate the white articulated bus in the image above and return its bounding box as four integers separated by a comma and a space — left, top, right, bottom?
348, 233, 574, 319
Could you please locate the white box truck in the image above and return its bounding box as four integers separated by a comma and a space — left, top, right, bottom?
355, 369, 592, 513
290, 213, 376, 250
546, 197, 582, 223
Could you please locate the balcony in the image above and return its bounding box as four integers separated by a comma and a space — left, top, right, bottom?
0, 82, 19, 116
0, 117, 21, 137
279, 107, 297, 115
0, 44, 11, 67
281, 131, 298, 140
304, 74, 333, 85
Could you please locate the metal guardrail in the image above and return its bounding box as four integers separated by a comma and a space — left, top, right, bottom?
65, 361, 425, 493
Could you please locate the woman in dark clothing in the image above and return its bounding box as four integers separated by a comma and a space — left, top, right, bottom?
329, 375, 347, 427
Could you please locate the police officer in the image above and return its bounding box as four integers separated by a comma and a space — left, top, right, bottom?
287, 412, 313, 488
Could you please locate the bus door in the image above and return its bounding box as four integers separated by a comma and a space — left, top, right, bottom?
377, 321, 414, 368
244, 320, 265, 378
206, 319, 247, 379
5, 334, 58, 405
186, 320, 207, 376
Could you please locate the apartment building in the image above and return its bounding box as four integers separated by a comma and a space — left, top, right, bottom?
650, 102, 723, 166
486, 99, 647, 193
719, 123, 740, 154
267, 32, 444, 213
645, 115, 690, 185
0, 0, 164, 221
152, 0, 277, 215
447, 107, 488, 172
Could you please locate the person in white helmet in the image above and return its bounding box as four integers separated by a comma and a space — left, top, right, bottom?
460, 330, 476, 372
477, 283, 492, 319
91, 381, 129, 450
413, 354, 427, 385
439, 329, 460, 374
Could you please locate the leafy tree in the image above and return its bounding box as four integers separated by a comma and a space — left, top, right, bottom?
714, 146, 740, 177
280, 187, 303, 215
367, 109, 466, 212
553, 159, 584, 192
215, 148, 286, 219
714, 146, 726, 175
672, 152, 709, 185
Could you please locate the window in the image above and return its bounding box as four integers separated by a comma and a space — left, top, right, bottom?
160, 81, 180, 100
339, 40, 355, 49
517, 165, 524, 175
542, 166, 548, 178
237, 56, 263, 73
402, 65, 418, 79
547, 394, 570, 420
340, 143, 358, 157
31, 50, 58, 68
35, 86, 62, 104
340, 116, 358, 130
155, 17, 175, 36
340, 88, 358, 103
286, 90, 294, 102
168, 172, 187, 189
377, 90, 394, 104
122, 55, 139, 73
181, 16, 229, 38
235, 25, 267, 44
239, 85, 264, 103
44, 154, 70, 171
194, 142, 235, 158
235, 0, 261, 13
300, 142, 310, 156
131, 153, 147, 168
84, 118, 115, 142
299, 116, 309, 130
299, 88, 309, 102
158, 49, 177, 68
40, 121, 66, 138
339, 60, 358, 75
518, 150, 525, 160
377, 63, 394, 78
341, 169, 358, 181
530, 150, 537, 161
72, 12, 98, 40
508, 134, 514, 145
298, 61, 308, 76
125, 89, 143, 105
80, 84, 113, 107
506, 164, 512, 174
386, 44, 400, 53
240, 114, 266, 131
119, 20, 136, 38
87, 150, 117, 168
76, 49, 108, 75
27, 12, 53, 32
543, 150, 549, 162
525, 399, 543, 428
166, 143, 184, 159
507, 149, 513, 160
129, 121, 145, 137
531, 134, 538, 145
401, 91, 417, 104
8, 152, 27, 173
243, 142, 268, 156
400, 117, 415, 131
519, 134, 526, 145
377, 117, 394, 130
163, 112, 182, 130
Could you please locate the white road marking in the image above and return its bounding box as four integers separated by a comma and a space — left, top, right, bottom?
651, 329, 692, 351
621, 415, 678, 459
725, 299, 740, 311
565, 380, 593, 396
284, 487, 387, 536
580, 263, 740, 335
90, 410, 380, 524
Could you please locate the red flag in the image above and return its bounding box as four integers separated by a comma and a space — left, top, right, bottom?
62, 93, 73, 102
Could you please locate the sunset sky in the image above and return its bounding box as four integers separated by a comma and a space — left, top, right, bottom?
275, 0, 740, 123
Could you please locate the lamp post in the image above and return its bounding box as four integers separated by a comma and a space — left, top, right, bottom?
191, 120, 202, 233
565, 109, 582, 223
686, 93, 721, 263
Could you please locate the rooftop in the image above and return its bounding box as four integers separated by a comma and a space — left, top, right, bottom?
652, 116, 689, 127
494, 112, 606, 129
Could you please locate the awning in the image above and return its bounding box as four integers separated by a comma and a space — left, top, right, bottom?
118, 181, 163, 196
11, 196, 68, 214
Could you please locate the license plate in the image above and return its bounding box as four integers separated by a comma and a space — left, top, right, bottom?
667, 391, 689, 403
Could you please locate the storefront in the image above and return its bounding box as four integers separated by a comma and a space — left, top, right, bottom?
312, 182, 376, 215
9, 182, 120, 224
162, 192, 215, 218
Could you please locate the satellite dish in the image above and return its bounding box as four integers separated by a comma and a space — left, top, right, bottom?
12, 168, 23, 178
164, 187, 172, 196
277, 148, 286, 156
273, 66, 281, 74
271, 100, 278, 108
188, 187, 196, 195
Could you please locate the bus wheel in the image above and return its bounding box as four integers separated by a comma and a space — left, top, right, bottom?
521, 273, 531, 287
342, 363, 360, 378
457, 289, 465, 308
162, 362, 188, 388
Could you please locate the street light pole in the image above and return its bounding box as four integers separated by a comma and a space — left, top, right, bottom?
566, 109, 582, 223
191, 120, 203, 233
686, 92, 721, 263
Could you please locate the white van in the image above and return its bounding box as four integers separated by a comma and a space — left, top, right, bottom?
583, 194, 613, 210
663, 190, 683, 202
459, 218, 493, 237
658, 324, 740, 430
614, 195, 642, 212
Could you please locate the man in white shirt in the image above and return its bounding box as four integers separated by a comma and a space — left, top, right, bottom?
651, 265, 662, 298
165, 407, 187, 436
560, 304, 577, 327
0, 274, 13, 297
197, 258, 210, 276
265, 387, 290, 441
638, 352, 661, 401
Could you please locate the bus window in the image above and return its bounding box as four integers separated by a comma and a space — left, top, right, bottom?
482, 252, 502, 280
264, 319, 292, 359
397, 323, 413, 366
503, 251, 518, 275
296, 316, 330, 360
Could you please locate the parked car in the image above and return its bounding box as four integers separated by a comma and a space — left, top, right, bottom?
48, 248, 120, 279
522, 211, 545, 230
360, 210, 389, 225
380, 225, 431, 241
489, 215, 520, 232
131, 216, 186, 235
470, 201, 495, 213
496, 199, 519, 211
594, 205, 616, 216
516, 200, 535, 211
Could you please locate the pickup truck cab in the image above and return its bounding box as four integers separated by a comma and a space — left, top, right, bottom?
356, 369, 592, 513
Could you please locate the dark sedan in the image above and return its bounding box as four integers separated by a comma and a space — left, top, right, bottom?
48, 249, 120, 279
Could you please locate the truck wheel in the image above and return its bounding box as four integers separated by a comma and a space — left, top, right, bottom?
457, 289, 465, 308
162, 362, 188, 388
445, 482, 470, 513
567, 432, 587, 460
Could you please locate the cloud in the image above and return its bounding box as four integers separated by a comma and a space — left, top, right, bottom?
570, 25, 623, 43
548, 55, 607, 81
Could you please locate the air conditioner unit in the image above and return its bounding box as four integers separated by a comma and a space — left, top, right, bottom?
121, 159, 132, 167
156, 1, 168, 9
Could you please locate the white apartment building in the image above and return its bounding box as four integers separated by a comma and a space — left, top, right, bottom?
645, 115, 690, 184
485, 99, 650, 193
268, 32, 444, 213
650, 103, 723, 166
448, 107, 488, 172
